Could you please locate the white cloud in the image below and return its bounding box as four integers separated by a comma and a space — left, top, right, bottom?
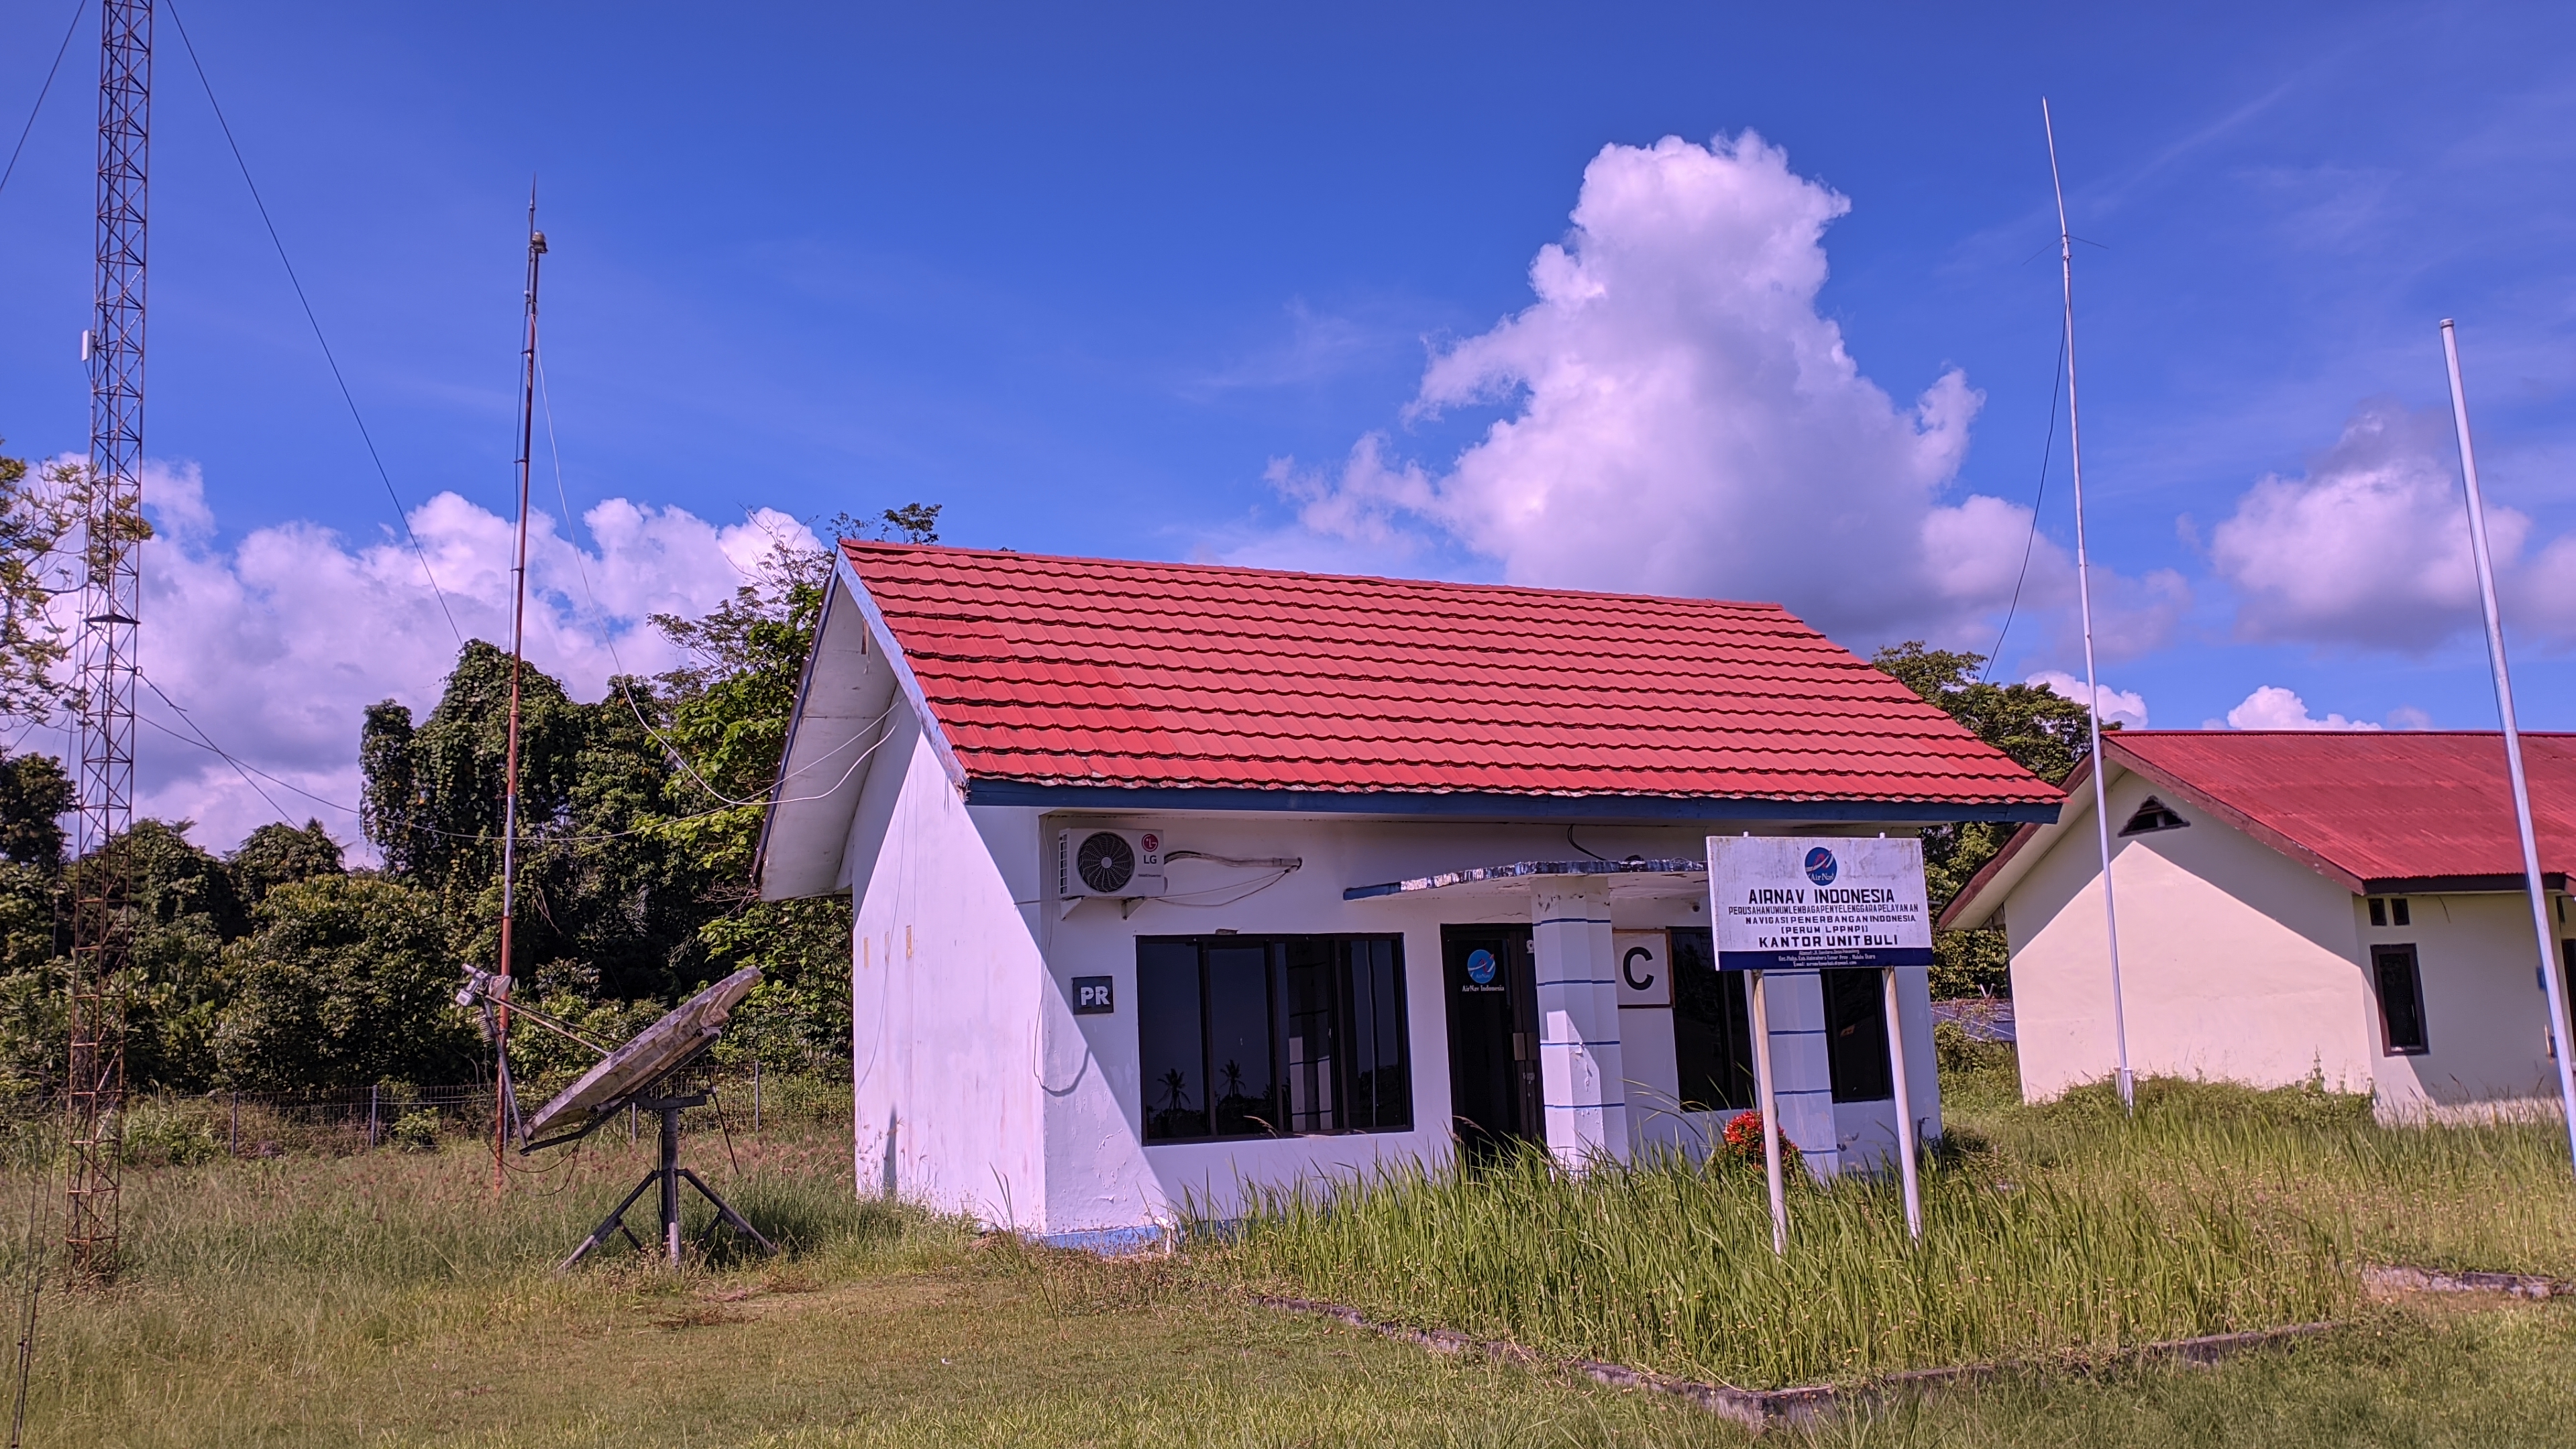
2221, 685, 2382, 731
2024, 670, 2148, 729
2207, 399, 2576, 651
1252, 131, 2187, 653
87, 461, 817, 857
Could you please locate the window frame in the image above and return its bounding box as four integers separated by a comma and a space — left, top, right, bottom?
2371, 943, 2429, 1057
1134, 933, 1413, 1146
1667, 928, 1757, 1113
1821, 967, 1896, 1103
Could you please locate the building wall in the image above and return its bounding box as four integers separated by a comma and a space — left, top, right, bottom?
2004, 765, 2576, 1109
1021, 815, 1941, 1233
2006, 767, 2375, 1100
845, 789, 1953, 1237
2362, 890, 2576, 1110
848, 731, 1049, 1228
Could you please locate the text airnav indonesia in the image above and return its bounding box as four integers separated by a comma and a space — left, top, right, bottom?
1706, 837, 1933, 972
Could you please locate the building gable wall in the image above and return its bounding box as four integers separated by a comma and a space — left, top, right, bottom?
2006, 767, 2374, 1099
849, 731, 1047, 1227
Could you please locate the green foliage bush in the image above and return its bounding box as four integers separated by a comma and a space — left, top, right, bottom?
1875, 641, 2102, 1000
119, 1097, 225, 1167
386, 1108, 442, 1152
211, 875, 476, 1089
0, 515, 908, 1096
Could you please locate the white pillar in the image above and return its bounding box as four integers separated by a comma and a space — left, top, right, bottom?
1756, 967, 1841, 1177
1532, 882, 1629, 1169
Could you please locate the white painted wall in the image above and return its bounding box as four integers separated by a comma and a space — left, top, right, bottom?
848, 802, 1950, 1237
848, 730, 1049, 1228
2004, 763, 2576, 1109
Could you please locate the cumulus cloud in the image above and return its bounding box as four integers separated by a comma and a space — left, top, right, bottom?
2209, 399, 2576, 651
2025, 670, 2149, 729
96, 462, 817, 856
2218, 685, 2381, 731
1256, 131, 2187, 653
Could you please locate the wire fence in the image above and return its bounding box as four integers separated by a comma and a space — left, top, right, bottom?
0, 1059, 853, 1165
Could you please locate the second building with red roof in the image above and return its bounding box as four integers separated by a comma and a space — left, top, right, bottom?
1945, 729, 2576, 1113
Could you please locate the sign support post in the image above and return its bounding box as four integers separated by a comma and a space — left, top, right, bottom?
1710, 835, 1935, 1250
1881, 967, 1923, 1240
1747, 969, 1787, 1255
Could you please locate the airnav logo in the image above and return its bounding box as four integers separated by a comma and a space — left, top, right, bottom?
1466, 949, 1497, 985
1803, 847, 1839, 887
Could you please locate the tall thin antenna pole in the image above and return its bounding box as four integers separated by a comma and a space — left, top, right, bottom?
2043, 98, 2133, 1112
67, 0, 153, 1281
493, 189, 546, 1191
2440, 320, 2576, 1174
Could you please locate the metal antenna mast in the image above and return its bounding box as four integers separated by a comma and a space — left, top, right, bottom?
492, 193, 545, 1190
2043, 98, 2133, 1112
66, 0, 152, 1281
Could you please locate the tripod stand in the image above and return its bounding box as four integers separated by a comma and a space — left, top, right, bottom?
555, 1086, 777, 1271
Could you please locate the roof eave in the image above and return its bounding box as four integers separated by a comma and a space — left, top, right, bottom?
833, 547, 969, 794
960, 779, 2061, 824
1936, 737, 2399, 931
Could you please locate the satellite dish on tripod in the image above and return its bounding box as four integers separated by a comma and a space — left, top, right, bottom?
464, 965, 777, 1270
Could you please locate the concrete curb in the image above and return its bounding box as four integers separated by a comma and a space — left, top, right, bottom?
2363, 1264, 2576, 1299
1250, 1293, 2339, 1433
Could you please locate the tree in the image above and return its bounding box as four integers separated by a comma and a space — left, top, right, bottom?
649, 533, 853, 1060
0, 751, 71, 866
1872, 641, 2101, 999
212, 875, 475, 1089
227, 819, 343, 910
877, 503, 941, 544
95, 820, 241, 1089
0, 444, 91, 722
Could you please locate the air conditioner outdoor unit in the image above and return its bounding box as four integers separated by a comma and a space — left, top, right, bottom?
1058, 828, 1168, 899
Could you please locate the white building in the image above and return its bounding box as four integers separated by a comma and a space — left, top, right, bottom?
757, 544, 2057, 1244
1943, 729, 2576, 1112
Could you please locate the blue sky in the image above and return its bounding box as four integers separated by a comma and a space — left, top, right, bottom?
1, 1, 2573, 843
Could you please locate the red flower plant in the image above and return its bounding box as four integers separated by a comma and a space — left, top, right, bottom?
1720, 1110, 1800, 1170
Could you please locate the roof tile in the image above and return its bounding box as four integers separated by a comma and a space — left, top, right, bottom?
844, 543, 2059, 806
2111, 731, 2576, 882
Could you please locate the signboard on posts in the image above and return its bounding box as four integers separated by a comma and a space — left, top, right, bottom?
1707, 836, 1933, 973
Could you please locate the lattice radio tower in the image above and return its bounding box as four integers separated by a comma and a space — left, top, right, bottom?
65, 0, 152, 1281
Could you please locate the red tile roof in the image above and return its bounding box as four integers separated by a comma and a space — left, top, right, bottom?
2105, 730, 2576, 890
840, 543, 2057, 810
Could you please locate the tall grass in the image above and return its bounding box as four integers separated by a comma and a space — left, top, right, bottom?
0, 1120, 964, 1440
1217, 1072, 2576, 1389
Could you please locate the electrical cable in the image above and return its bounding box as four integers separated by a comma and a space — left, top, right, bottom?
163, 0, 466, 647
1980, 328, 2068, 683
0, 0, 84, 207
533, 356, 771, 810
137, 673, 292, 822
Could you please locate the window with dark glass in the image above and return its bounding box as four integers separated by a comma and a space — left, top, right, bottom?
1136, 936, 1411, 1142
1823, 968, 1894, 1103
1668, 928, 1756, 1112
2372, 944, 2428, 1055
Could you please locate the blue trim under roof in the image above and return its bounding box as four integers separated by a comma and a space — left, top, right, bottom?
1344, 859, 1706, 900
963, 780, 2059, 825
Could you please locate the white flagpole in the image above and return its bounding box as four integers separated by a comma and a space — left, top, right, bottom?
2045, 98, 2133, 1111
2439, 320, 2576, 1173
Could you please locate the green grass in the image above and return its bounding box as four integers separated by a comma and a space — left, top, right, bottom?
3, 1053, 2575, 1444
0, 1124, 1751, 1447
1211, 1044, 2576, 1389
